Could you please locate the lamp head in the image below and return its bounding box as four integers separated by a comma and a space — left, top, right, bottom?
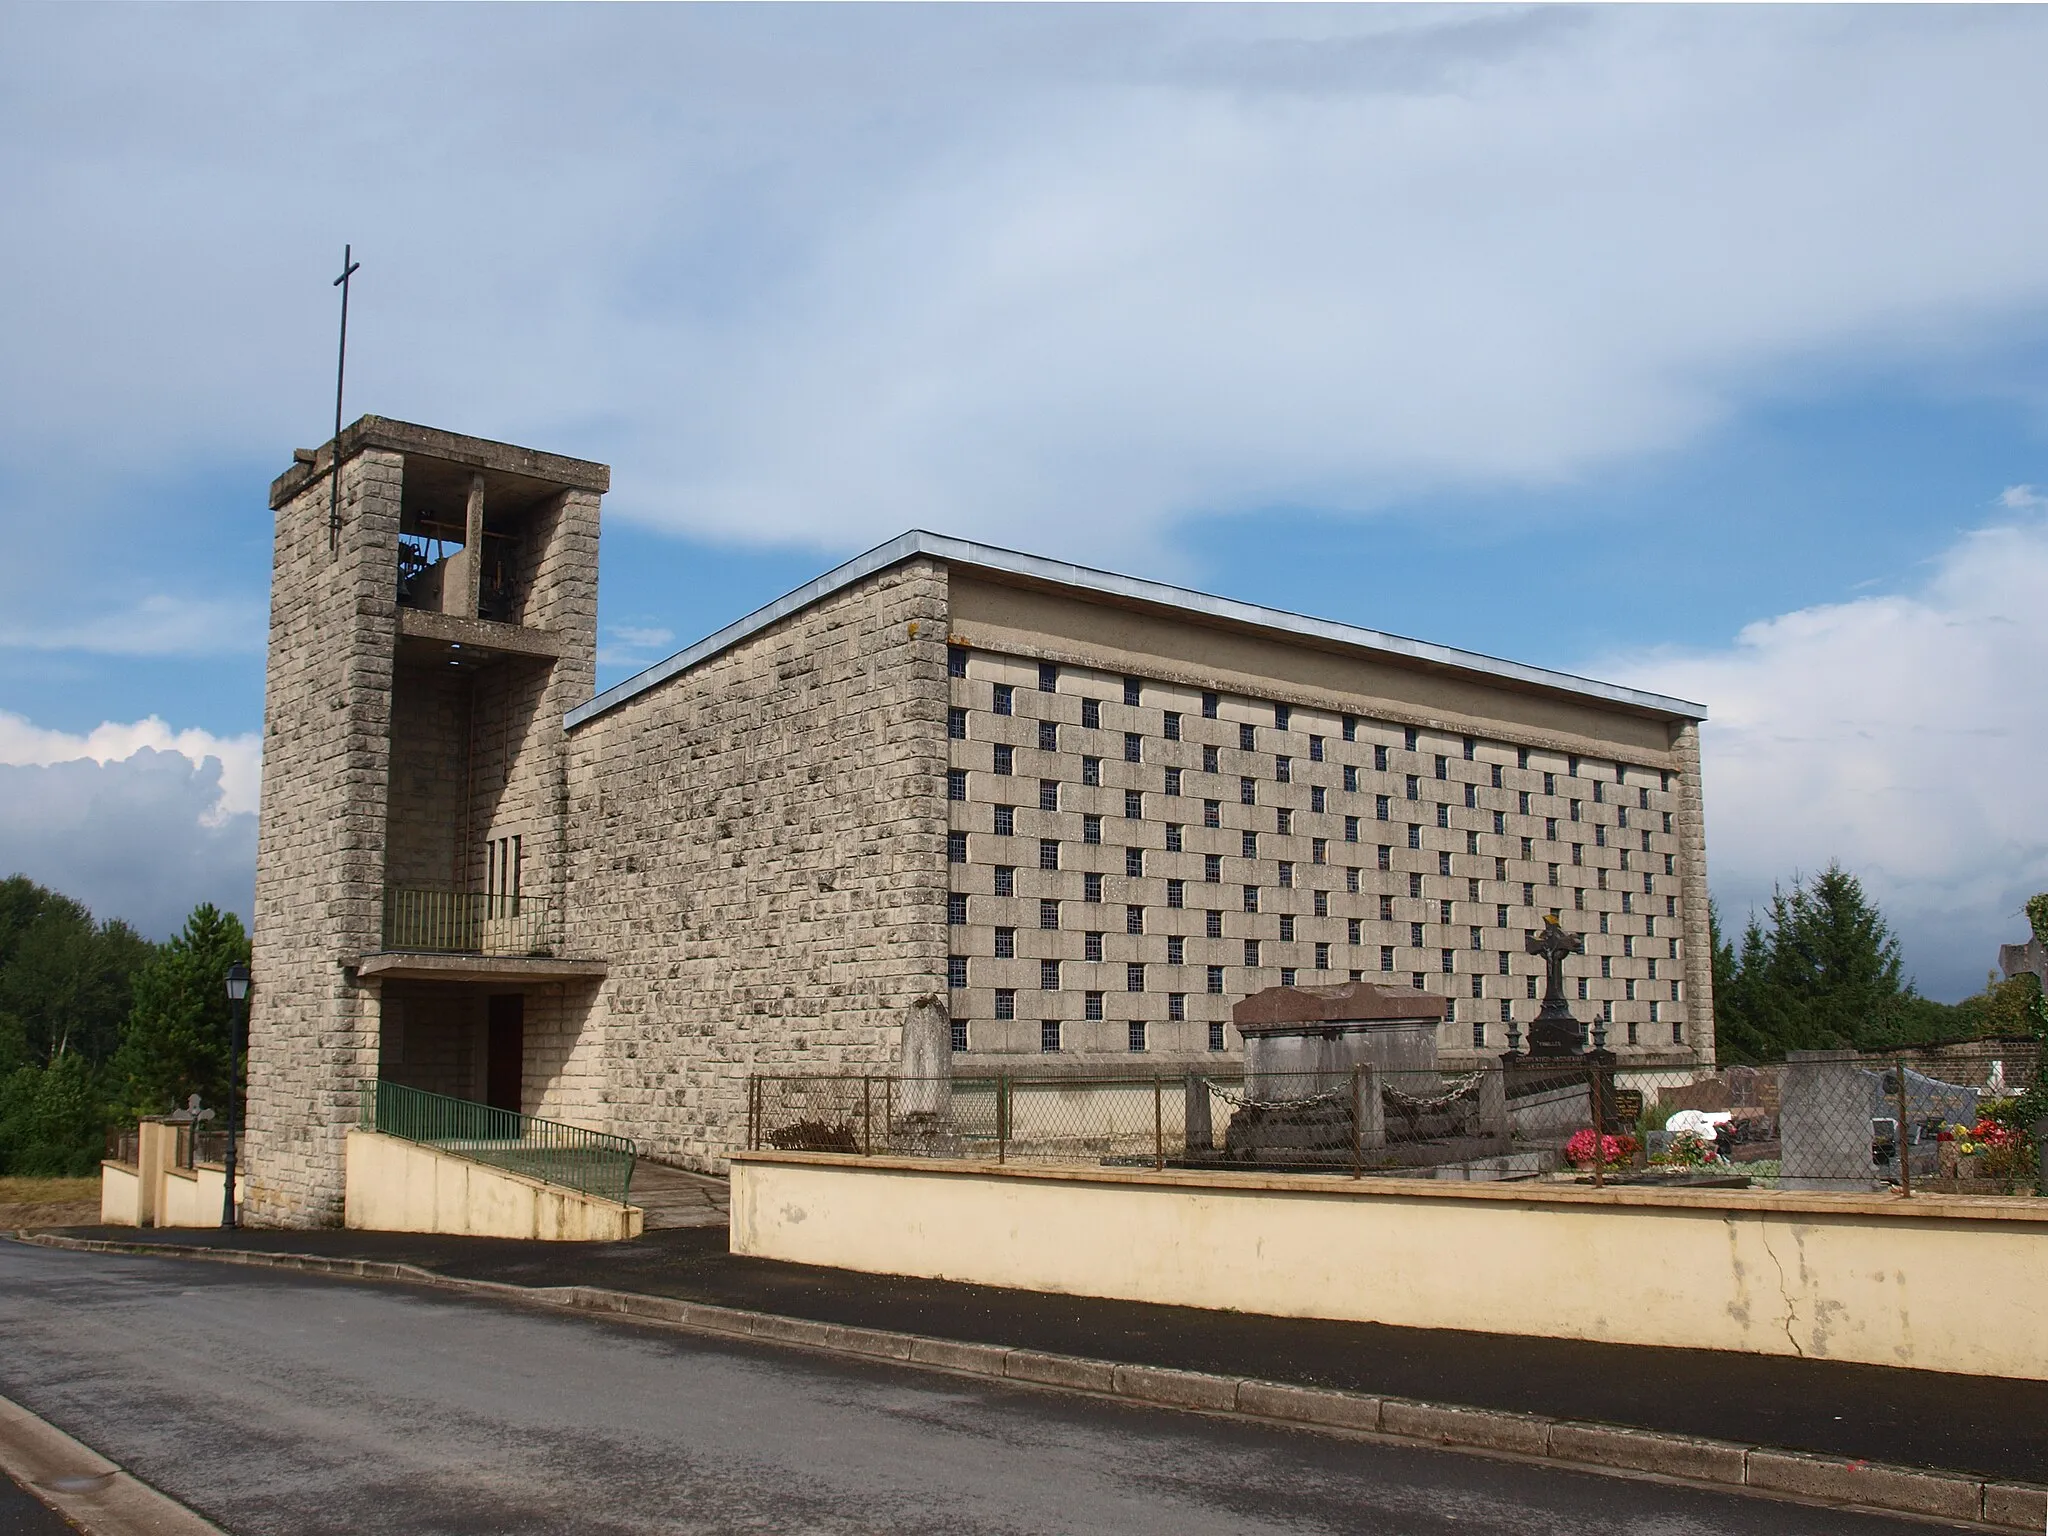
224, 962, 251, 1003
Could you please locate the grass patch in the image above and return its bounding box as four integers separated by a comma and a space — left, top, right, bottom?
0, 1176, 99, 1208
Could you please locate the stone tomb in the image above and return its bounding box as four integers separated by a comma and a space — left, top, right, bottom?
1212, 982, 1504, 1165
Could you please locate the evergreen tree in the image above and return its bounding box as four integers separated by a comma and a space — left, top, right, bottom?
0, 880, 153, 1068
113, 903, 250, 1122
1713, 863, 1938, 1059
0, 1053, 111, 1176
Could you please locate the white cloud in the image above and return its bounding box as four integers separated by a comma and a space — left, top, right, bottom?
1603, 508, 2048, 1001
596, 624, 677, 670
0, 750, 255, 941
5, 9, 2048, 568
0, 712, 260, 822
0, 594, 265, 658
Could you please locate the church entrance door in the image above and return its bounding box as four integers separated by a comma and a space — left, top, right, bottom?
486, 994, 524, 1114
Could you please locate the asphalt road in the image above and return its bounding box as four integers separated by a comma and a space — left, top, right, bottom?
0, 1243, 1955, 1536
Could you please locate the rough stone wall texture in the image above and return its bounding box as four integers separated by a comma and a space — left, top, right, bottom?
384, 664, 470, 892
244, 449, 402, 1226
559, 560, 951, 1170
1671, 721, 1717, 1064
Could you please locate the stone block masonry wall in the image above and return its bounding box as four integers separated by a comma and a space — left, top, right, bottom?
245, 449, 403, 1226
560, 560, 951, 1170
945, 576, 1714, 1067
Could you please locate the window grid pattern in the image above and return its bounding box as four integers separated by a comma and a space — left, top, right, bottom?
944, 652, 1691, 1056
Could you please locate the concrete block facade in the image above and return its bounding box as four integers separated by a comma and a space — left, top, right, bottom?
246, 421, 1712, 1218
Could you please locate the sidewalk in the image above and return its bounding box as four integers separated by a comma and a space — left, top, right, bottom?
20, 1222, 2046, 1493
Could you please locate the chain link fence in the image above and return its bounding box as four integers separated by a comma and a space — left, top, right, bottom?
749, 1046, 2044, 1194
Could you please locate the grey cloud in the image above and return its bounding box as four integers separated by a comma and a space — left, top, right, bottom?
0, 750, 255, 941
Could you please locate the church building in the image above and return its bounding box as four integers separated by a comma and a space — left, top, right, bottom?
244, 418, 1712, 1226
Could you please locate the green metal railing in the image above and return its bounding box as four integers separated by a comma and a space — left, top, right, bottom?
381, 888, 559, 956
360, 1080, 636, 1205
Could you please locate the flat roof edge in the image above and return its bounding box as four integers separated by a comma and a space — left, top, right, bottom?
271, 415, 611, 508
564, 530, 1708, 731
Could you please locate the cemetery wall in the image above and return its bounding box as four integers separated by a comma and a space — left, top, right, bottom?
733, 1152, 2048, 1380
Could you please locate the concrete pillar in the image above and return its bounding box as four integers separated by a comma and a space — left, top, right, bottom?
898, 994, 953, 1121
136, 1119, 178, 1228
1184, 1075, 1214, 1153
1355, 1065, 1385, 1153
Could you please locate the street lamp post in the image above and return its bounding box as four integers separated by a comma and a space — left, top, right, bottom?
222, 962, 250, 1229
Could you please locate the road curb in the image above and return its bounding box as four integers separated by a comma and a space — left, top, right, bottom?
17, 1231, 2046, 1532
0, 1388, 227, 1536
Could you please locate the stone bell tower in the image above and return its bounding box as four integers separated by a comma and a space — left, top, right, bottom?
243, 417, 607, 1227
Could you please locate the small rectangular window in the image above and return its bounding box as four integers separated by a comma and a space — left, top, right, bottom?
1242, 885, 1259, 913
1344, 765, 1359, 793
1038, 661, 1058, 692
1276, 808, 1292, 836
1543, 772, 1556, 796
1241, 831, 1258, 858
1127, 962, 1145, 993
948, 955, 969, 988
1279, 914, 1295, 941
1202, 744, 1220, 774
1040, 779, 1059, 811
1164, 712, 1181, 741
1239, 723, 1256, 751
1349, 815, 1364, 841
1041, 1020, 1062, 1053
1309, 735, 1324, 761
1085, 990, 1104, 1020
994, 927, 1015, 959
1311, 837, 1327, 864
1240, 775, 1257, 806
1165, 824, 1183, 853
1375, 846, 1391, 872
1167, 878, 1185, 908
1207, 967, 1226, 996
995, 865, 1015, 897
988, 743, 1009, 777
1374, 744, 1389, 772
1404, 727, 1419, 751
1206, 1020, 1222, 1051
948, 707, 967, 740
994, 805, 1015, 837
1440, 898, 1455, 923
1164, 766, 1182, 796
1172, 993, 1189, 1024
948, 768, 967, 801
1167, 935, 1185, 964
1085, 872, 1103, 902
1244, 938, 1261, 966
1038, 720, 1058, 752
1379, 894, 1394, 920
1040, 898, 1060, 930
951, 1019, 968, 1052
1039, 838, 1060, 870
1314, 941, 1330, 969
948, 893, 968, 925
1123, 676, 1142, 707
1410, 921, 1424, 947
1081, 698, 1101, 730
1124, 732, 1143, 764
1380, 945, 1395, 972
1434, 755, 1449, 781
1494, 811, 1506, 835
1465, 783, 1478, 809
1128, 1021, 1147, 1052
948, 832, 968, 864
1436, 803, 1450, 829
1278, 861, 1294, 889
949, 646, 969, 678
1085, 931, 1104, 962
1342, 714, 1357, 742
1408, 825, 1422, 850
1206, 910, 1224, 939
1441, 949, 1455, 974
1314, 890, 1329, 917
1082, 814, 1102, 844
1406, 774, 1420, 801
1311, 786, 1327, 813
1204, 854, 1221, 882
1081, 756, 1100, 786
1126, 846, 1145, 877
1275, 756, 1292, 784
1126, 904, 1144, 935
1040, 959, 1059, 990
993, 684, 1013, 716
1203, 691, 1220, 719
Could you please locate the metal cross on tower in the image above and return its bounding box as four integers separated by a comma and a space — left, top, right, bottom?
329, 244, 362, 553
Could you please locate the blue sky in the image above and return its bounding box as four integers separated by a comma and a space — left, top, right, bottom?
3, 5, 2047, 999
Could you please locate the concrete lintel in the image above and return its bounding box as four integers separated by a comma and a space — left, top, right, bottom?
355, 952, 607, 984
397, 606, 566, 659
272, 415, 610, 508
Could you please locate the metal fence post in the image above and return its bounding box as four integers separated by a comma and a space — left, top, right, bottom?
1351, 1065, 1364, 1179
1154, 1074, 1164, 1171
1895, 1053, 1912, 1198
1590, 1065, 1604, 1188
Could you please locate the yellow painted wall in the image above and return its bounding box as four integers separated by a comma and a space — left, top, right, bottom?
732, 1154, 2048, 1380
343, 1129, 643, 1241
99, 1162, 140, 1226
